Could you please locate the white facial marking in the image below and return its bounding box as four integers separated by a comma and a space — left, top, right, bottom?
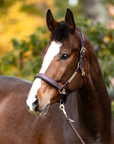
26, 79, 41, 111
27, 41, 62, 111
40, 41, 62, 73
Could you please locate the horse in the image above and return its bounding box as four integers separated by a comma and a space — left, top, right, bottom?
0, 8, 114, 144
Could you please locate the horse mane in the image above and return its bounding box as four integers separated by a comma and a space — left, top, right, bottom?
51, 21, 70, 42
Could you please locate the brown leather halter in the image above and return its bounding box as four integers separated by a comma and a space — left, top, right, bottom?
34, 27, 86, 103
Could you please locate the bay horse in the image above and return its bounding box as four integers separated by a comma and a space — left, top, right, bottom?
0, 9, 114, 144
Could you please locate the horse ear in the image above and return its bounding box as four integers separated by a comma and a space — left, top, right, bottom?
65, 8, 76, 33
46, 9, 59, 32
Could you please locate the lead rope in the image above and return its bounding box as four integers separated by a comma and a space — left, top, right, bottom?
59, 102, 85, 144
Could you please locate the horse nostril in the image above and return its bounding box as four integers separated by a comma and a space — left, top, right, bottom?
32, 96, 39, 111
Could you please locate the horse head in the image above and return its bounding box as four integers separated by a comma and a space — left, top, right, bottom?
26, 9, 88, 116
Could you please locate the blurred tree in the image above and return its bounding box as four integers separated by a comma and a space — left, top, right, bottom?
0, 27, 49, 80
83, 0, 108, 23
54, 0, 82, 19
0, 0, 54, 57
0, 21, 114, 85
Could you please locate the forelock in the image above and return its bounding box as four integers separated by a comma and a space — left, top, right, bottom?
51, 21, 70, 42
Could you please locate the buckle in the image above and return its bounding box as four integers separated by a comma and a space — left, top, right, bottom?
80, 47, 86, 53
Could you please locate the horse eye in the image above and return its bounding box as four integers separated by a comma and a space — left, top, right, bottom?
60, 54, 70, 60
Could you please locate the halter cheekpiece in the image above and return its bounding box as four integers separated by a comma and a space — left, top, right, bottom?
34, 27, 86, 103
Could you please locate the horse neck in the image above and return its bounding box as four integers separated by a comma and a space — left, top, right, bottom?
77, 39, 112, 142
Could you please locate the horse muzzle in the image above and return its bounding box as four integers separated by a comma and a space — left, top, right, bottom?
26, 95, 50, 116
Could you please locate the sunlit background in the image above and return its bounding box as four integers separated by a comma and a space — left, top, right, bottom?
0, 0, 114, 114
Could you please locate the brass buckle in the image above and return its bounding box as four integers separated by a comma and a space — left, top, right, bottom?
80, 47, 86, 53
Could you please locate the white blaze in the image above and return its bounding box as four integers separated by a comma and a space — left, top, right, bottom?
26, 41, 62, 110
40, 41, 62, 73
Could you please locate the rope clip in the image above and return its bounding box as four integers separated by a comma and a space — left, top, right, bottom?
59, 101, 74, 123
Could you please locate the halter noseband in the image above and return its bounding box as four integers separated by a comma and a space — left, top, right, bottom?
34, 27, 86, 103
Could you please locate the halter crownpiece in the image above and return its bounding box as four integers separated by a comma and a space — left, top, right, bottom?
34, 27, 86, 102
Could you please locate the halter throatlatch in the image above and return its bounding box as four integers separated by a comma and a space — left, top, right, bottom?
34, 27, 86, 103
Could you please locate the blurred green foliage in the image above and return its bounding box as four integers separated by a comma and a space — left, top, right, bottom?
55, 0, 82, 19
0, 0, 44, 16
20, 4, 42, 16
1, 19, 114, 85
0, 27, 49, 81
0, 0, 22, 15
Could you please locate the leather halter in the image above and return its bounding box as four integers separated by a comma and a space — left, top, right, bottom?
34, 27, 86, 103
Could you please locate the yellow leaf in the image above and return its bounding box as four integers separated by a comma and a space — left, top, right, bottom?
90, 27, 95, 31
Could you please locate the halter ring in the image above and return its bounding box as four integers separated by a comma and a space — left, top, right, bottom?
59, 87, 66, 95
